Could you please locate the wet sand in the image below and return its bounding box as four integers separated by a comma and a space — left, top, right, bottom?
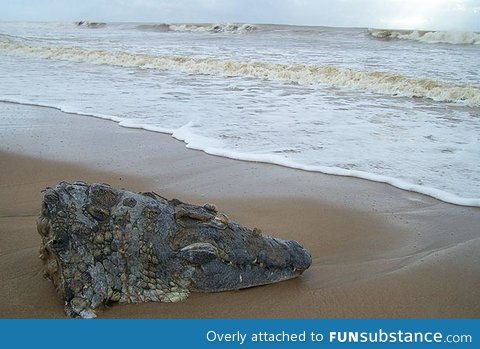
1, 101, 479, 318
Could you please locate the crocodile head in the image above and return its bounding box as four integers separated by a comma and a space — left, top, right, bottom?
38, 182, 311, 318
169, 202, 311, 292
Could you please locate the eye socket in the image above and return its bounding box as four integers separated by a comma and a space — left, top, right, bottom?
178, 242, 219, 264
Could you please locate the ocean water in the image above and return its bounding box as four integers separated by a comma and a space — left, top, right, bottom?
0, 22, 479, 206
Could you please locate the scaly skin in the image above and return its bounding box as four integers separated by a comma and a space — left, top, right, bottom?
37, 182, 311, 318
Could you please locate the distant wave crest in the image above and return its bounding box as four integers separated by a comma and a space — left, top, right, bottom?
368, 28, 480, 45
136, 23, 257, 33
1, 38, 479, 107
75, 21, 107, 29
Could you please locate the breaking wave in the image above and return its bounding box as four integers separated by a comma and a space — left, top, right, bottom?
135, 23, 257, 33
368, 29, 480, 45
74, 21, 107, 29
1, 38, 479, 107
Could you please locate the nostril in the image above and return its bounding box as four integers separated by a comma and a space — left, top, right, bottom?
257, 248, 290, 268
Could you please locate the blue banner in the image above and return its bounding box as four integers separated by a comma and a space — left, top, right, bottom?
1, 319, 477, 348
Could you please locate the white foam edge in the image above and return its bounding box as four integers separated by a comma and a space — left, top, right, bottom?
171, 119, 480, 207
2, 97, 479, 208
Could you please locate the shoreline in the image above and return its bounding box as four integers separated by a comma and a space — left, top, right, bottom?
2, 99, 478, 207
1, 101, 479, 318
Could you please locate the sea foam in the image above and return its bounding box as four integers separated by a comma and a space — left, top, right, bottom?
369, 29, 480, 45
1, 39, 479, 107
136, 23, 257, 33
2, 97, 479, 208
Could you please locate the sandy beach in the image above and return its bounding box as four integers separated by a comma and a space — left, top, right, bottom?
1, 101, 479, 318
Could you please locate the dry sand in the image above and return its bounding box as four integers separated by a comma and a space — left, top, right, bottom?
1, 101, 479, 318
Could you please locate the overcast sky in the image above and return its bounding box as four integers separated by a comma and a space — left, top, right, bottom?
1, 0, 479, 31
